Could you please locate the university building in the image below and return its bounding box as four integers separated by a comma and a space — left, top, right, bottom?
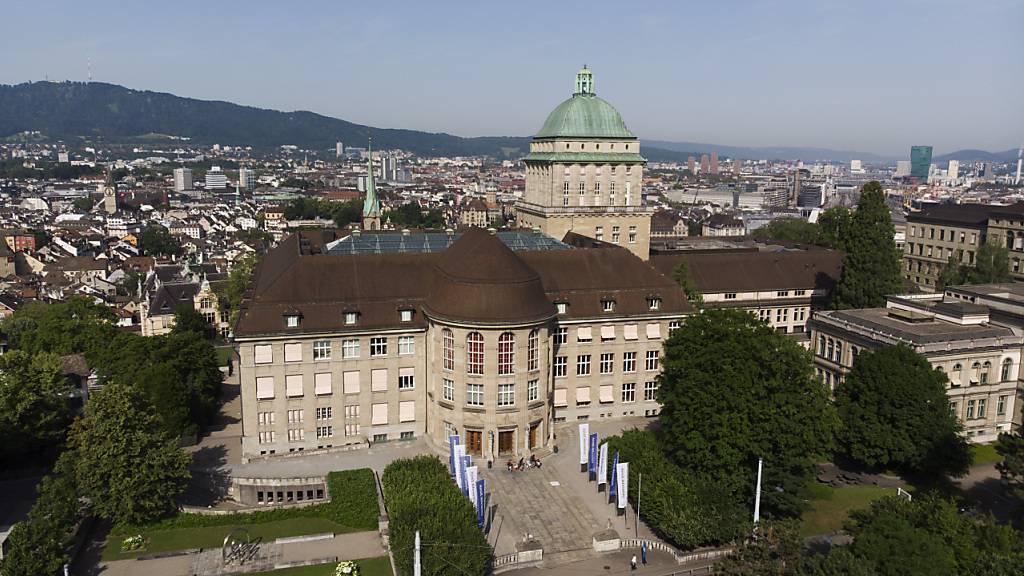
234, 228, 689, 462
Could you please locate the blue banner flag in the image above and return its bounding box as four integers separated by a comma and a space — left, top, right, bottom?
462, 455, 472, 496
610, 451, 619, 497
588, 433, 598, 476
476, 479, 485, 527
449, 435, 460, 478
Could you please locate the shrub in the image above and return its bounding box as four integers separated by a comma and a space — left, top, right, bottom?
382, 455, 491, 576
605, 429, 748, 550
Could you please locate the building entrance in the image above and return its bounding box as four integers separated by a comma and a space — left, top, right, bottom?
466, 430, 483, 455
498, 430, 515, 455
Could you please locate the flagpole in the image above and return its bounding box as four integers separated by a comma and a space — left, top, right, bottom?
753, 458, 763, 525
635, 472, 641, 538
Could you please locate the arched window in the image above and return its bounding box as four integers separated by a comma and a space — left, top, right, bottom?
972, 361, 982, 384
826, 338, 834, 361
834, 342, 843, 363
982, 361, 992, 384
1002, 358, 1014, 382
466, 332, 484, 375
442, 328, 454, 372
498, 332, 515, 375
818, 335, 826, 356
527, 329, 539, 372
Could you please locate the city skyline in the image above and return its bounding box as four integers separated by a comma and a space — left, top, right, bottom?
1, 0, 1022, 156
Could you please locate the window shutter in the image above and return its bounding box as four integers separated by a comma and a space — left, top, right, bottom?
314, 372, 332, 395
554, 388, 568, 407
284, 343, 302, 362
254, 344, 273, 364
371, 403, 388, 425
399, 367, 415, 378
343, 371, 360, 394
646, 323, 661, 339
256, 376, 274, 399
601, 325, 615, 340
286, 374, 303, 397
577, 326, 592, 341
624, 324, 639, 340
372, 368, 388, 392
599, 385, 614, 403
576, 386, 591, 403
399, 401, 415, 422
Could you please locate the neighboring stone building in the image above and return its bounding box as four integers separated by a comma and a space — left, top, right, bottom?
234, 228, 690, 462
701, 214, 745, 237
650, 209, 688, 238
649, 249, 843, 340
810, 293, 1021, 443
139, 264, 227, 337
982, 204, 1024, 278
904, 204, 989, 290
459, 198, 491, 228
517, 67, 652, 260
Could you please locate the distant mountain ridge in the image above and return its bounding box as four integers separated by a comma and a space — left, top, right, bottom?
0, 81, 1012, 165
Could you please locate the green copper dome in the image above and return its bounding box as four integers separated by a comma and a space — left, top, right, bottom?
535, 67, 634, 139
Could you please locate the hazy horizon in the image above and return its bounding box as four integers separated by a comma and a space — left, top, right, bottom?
1, 0, 1021, 156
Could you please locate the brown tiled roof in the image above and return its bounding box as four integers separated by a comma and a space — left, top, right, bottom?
236, 230, 690, 337
907, 204, 993, 227
649, 250, 843, 293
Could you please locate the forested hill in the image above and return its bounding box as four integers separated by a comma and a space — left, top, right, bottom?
0, 81, 532, 158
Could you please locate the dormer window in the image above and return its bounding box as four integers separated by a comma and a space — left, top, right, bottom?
602, 299, 616, 313
344, 312, 359, 325
284, 314, 301, 328
556, 302, 569, 315
648, 297, 661, 310
399, 309, 414, 322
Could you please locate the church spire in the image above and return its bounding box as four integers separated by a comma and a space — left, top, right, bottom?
362, 138, 381, 230
574, 65, 594, 95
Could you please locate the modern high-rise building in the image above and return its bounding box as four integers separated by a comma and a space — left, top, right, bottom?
239, 168, 257, 189
850, 159, 862, 172
710, 151, 719, 175
687, 156, 696, 174
700, 154, 710, 174
948, 160, 960, 181
173, 167, 193, 192
516, 66, 652, 259
895, 160, 911, 177
734, 158, 743, 175
910, 145, 933, 181
336, 141, 345, 158
205, 166, 228, 190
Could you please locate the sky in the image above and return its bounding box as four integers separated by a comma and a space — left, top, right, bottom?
1, 0, 1022, 156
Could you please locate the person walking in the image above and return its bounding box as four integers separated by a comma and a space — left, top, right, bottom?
630, 554, 637, 570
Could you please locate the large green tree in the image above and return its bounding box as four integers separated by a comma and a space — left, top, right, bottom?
937, 243, 1012, 290
835, 345, 969, 477
0, 351, 72, 465
66, 381, 190, 525
140, 223, 181, 257
996, 430, 1024, 506
832, 182, 902, 309
817, 206, 852, 251
657, 309, 836, 517
214, 253, 260, 327
671, 261, 703, 307
0, 473, 80, 576
0, 297, 116, 357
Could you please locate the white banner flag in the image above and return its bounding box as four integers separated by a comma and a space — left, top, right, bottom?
616, 462, 629, 509
466, 466, 479, 509
579, 423, 590, 466
454, 444, 467, 491
597, 442, 609, 486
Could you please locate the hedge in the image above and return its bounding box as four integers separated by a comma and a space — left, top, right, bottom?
605, 429, 748, 550
113, 468, 379, 534
382, 455, 491, 576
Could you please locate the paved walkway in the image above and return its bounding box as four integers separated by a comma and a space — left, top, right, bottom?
512, 548, 705, 575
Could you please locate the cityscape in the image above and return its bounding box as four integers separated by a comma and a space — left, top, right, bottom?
1, 2, 1023, 576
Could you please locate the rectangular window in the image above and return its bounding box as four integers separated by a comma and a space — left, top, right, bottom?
400, 309, 414, 322
285, 315, 299, 328
284, 343, 302, 363
645, 350, 660, 371
577, 326, 593, 342
314, 372, 332, 395
371, 403, 388, 425
258, 411, 275, 426
794, 289, 806, 296
343, 371, 360, 394
668, 320, 681, 332
371, 368, 388, 392
998, 395, 1007, 416
628, 225, 637, 244
398, 335, 415, 355
576, 386, 591, 405
577, 354, 591, 376
648, 298, 661, 310
623, 352, 637, 373
776, 291, 790, 297
622, 382, 636, 403
977, 398, 987, 419
316, 406, 332, 420
467, 383, 484, 406
498, 383, 515, 407
554, 327, 568, 345
602, 300, 615, 312
398, 367, 415, 390
967, 399, 976, 419
600, 353, 614, 374
287, 409, 304, 424
554, 356, 567, 378
286, 374, 303, 397
528, 331, 539, 372
400, 431, 414, 440
443, 378, 454, 402
595, 226, 604, 241
254, 344, 273, 365
313, 340, 331, 360
373, 433, 388, 443
317, 426, 333, 439
370, 337, 387, 357
644, 380, 658, 401
345, 405, 360, 418
556, 302, 569, 314
724, 293, 737, 300
342, 339, 360, 359
399, 400, 415, 422
256, 376, 275, 400
345, 423, 360, 436
612, 226, 620, 243
258, 431, 275, 444
287, 428, 304, 442
528, 379, 539, 402
344, 312, 358, 325
624, 324, 638, 340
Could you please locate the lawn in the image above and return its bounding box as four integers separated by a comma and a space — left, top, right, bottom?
971, 442, 1002, 466
216, 345, 235, 367
103, 517, 348, 561
252, 556, 392, 576
800, 483, 899, 537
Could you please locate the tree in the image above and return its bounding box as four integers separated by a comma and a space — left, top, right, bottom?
936, 244, 1012, 290
996, 430, 1024, 504
657, 309, 836, 517
140, 223, 181, 257
832, 182, 902, 309
0, 473, 80, 576
752, 218, 821, 245
716, 520, 804, 575
0, 351, 72, 465
936, 255, 966, 291
172, 305, 212, 339
0, 297, 116, 358
72, 197, 94, 212
835, 345, 970, 477
214, 253, 259, 327
671, 261, 703, 307
66, 381, 190, 525
817, 206, 852, 251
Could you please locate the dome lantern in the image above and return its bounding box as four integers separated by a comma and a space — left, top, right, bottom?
575, 65, 594, 95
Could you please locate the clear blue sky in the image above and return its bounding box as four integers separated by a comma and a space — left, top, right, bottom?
2, 0, 1021, 156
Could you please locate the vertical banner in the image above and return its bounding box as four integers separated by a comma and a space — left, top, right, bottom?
578, 423, 590, 467
462, 455, 472, 496
453, 444, 466, 492
597, 442, 609, 486
617, 462, 630, 510
449, 435, 460, 478
475, 479, 486, 527
610, 451, 620, 497
466, 466, 478, 508
588, 433, 598, 477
